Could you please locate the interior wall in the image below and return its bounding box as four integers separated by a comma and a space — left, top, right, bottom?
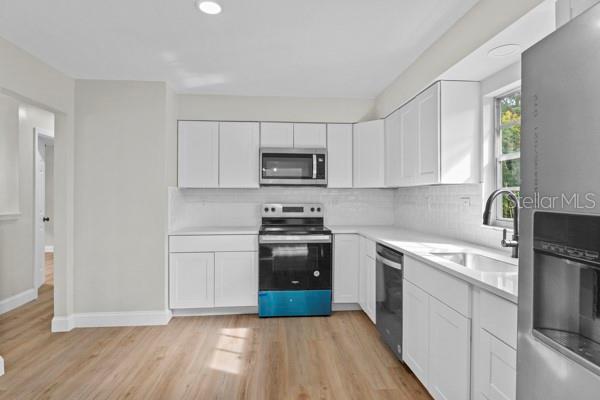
0, 101, 54, 304
374, 0, 544, 117
73, 80, 169, 313
177, 94, 375, 123
0, 94, 19, 216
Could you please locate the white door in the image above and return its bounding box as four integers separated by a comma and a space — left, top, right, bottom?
327, 124, 353, 188
219, 122, 260, 188
178, 121, 219, 188
359, 241, 367, 312
293, 123, 326, 148
416, 83, 440, 185
214, 252, 258, 307
384, 108, 403, 187
365, 255, 377, 323
353, 120, 385, 188
403, 280, 430, 385
260, 122, 294, 147
34, 133, 47, 288
169, 253, 215, 309
400, 101, 419, 185
333, 234, 360, 303
477, 330, 516, 400
428, 296, 471, 400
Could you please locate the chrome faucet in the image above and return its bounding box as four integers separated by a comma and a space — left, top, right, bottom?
483, 189, 519, 258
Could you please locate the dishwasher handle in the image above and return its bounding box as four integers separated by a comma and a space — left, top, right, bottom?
376, 254, 403, 271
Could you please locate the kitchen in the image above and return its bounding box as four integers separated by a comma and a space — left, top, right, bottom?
0, 0, 600, 399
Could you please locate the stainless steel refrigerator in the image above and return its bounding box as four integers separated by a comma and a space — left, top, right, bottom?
519, 3, 600, 399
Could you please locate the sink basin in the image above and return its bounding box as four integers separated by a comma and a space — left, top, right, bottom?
431, 252, 517, 273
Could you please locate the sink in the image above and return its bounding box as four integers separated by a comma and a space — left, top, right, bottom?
431, 252, 517, 273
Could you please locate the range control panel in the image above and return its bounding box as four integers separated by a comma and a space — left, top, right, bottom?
261, 203, 323, 218
534, 240, 600, 263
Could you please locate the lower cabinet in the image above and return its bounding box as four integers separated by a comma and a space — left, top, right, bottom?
403, 279, 471, 400
476, 330, 516, 400
358, 236, 376, 323
333, 234, 360, 303
169, 250, 257, 309
170, 253, 215, 309
214, 252, 258, 307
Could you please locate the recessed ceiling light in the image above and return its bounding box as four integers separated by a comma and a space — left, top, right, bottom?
488, 44, 521, 58
195, 0, 222, 15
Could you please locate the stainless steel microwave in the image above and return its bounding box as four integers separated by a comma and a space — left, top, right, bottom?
260, 148, 327, 186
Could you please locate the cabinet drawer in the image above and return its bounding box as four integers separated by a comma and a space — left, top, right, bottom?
404, 256, 471, 317
361, 236, 376, 259
169, 235, 258, 253
480, 291, 518, 348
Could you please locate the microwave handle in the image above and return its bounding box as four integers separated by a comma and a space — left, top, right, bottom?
313, 154, 317, 179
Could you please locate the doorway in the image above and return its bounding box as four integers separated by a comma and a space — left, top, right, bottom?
34, 128, 54, 289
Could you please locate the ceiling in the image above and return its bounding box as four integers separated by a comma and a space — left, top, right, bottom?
0, 0, 479, 98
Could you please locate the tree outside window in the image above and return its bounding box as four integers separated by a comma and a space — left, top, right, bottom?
496, 91, 521, 220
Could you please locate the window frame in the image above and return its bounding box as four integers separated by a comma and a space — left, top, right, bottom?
494, 88, 521, 224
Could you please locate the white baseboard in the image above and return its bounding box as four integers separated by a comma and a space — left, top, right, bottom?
0, 355, 4, 376
44, 245, 54, 253
52, 310, 172, 332
172, 306, 257, 317
0, 288, 38, 315
332, 303, 361, 311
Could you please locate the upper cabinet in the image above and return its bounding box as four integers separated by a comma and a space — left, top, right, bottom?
384, 81, 480, 187
260, 122, 294, 147
293, 123, 326, 148
327, 124, 353, 188
178, 121, 259, 188
259, 122, 326, 148
178, 121, 219, 188
219, 122, 259, 188
353, 119, 385, 188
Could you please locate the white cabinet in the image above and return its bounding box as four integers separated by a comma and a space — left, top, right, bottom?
403, 256, 472, 400
333, 234, 360, 303
428, 297, 471, 400
359, 236, 376, 323
353, 119, 385, 188
403, 280, 430, 384
214, 252, 258, 307
219, 122, 259, 188
178, 121, 219, 188
477, 330, 516, 400
260, 122, 294, 147
170, 253, 215, 309
293, 123, 326, 148
327, 124, 353, 188
384, 80, 480, 187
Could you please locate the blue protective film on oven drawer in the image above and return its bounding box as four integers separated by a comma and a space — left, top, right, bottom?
258, 290, 332, 317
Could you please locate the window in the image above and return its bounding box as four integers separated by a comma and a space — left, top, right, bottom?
495, 90, 521, 221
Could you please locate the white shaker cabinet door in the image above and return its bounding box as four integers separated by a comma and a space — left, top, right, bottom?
403, 280, 430, 385
353, 119, 385, 188
219, 122, 260, 188
327, 124, 353, 188
416, 83, 440, 185
178, 121, 219, 188
260, 122, 294, 148
384, 108, 403, 187
477, 330, 516, 400
169, 253, 215, 309
400, 102, 419, 185
428, 296, 471, 400
214, 252, 258, 307
293, 123, 326, 148
333, 234, 360, 303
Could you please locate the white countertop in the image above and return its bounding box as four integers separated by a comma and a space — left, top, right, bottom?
329, 225, 518, 303
169, 226, 260, 235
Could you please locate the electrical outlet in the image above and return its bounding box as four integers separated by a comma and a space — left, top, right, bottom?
460, 196, 471, 207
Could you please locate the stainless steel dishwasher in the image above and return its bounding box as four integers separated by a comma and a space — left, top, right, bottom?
375, 243, 404, 360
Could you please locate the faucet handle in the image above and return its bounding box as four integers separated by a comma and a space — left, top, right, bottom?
502, 228, 507, 244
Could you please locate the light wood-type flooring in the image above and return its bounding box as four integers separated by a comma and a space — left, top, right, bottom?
0, 254, 431, 400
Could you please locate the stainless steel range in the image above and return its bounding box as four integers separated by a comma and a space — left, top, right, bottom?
258, 203, 332, 317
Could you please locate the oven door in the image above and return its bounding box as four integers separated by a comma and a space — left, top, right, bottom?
258, 235, 332, 316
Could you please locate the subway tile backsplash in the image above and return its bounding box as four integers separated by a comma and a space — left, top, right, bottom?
393, 184, 509, 252
169, 187, 395, 231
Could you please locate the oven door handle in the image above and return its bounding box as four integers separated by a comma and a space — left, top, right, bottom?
313, 154, 317, 179
376, 255, 403, 271
259, 235, 332, 244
